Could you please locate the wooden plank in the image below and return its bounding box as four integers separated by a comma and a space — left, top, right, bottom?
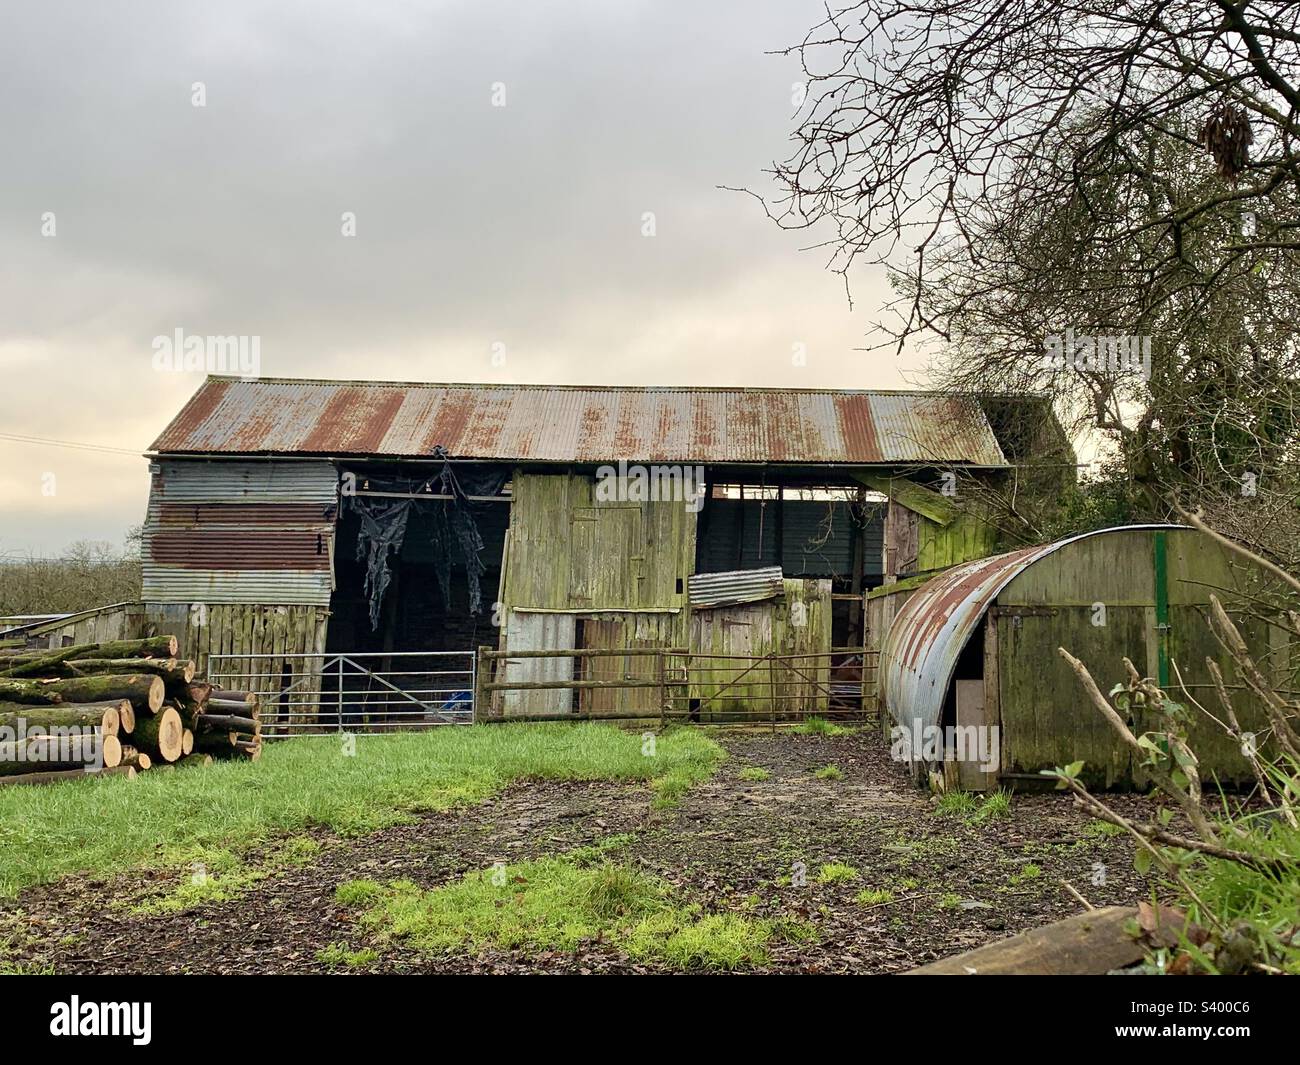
955, 678, 994, 790
905, 907, 1141, 975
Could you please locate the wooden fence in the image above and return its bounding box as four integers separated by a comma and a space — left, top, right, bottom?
475, 645, 879, 728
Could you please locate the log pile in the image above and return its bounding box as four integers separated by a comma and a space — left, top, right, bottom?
0, 636, 261, 786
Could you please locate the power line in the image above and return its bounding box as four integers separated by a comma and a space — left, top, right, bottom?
0, 432, 143, 457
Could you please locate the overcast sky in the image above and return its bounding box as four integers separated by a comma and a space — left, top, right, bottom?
0, 0, 914, 555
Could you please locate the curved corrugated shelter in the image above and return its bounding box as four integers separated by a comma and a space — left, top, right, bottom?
880, 525, 1183, 733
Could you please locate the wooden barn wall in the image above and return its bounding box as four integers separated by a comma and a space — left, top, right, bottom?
502, 471, 695, 617
993, 529, 1291, 788
492, 471, 695, 717
865, 581, 922, 715
687, 578, 831, 718
580, 613, 676, 718
142, 602, 330, 715
498, 611, 576, 718
22, 603, 145, 650
916, 511, 999, 573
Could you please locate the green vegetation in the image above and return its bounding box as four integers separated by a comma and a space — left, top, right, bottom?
345, 848, 782, 970
129, 835, 323, 915
335, 879, 386, 906
938, 892, 963, 910
934, 791, 979, 818
816, 862, 859, 884
794, 717, 852, 736
813, 764, 844, 781
737, 767, 771, 782
934, 789, 1012, 824
317, 943, 379, 969
855, 887, 895, 905
973, 790, 1012, 823
0, 724, 723, 898
1009, 863, 1042, 885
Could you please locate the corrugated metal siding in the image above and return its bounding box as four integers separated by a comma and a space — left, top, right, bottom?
696, 498, 884, 577
142, 460, 338, 605
689, 566, 784, 608
878, 525, 1185, 733
151, 377, 1009, 466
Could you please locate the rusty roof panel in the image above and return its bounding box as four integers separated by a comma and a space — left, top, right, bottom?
879, 525, 1184, 734
149, 378, 1010, 466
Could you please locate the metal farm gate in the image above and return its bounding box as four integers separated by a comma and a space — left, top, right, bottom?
208, 650, 476, 737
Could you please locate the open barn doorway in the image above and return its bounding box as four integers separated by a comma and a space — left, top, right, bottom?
323, 463, 511, 726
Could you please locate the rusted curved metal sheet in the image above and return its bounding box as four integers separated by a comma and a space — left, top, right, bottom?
879, 525, 1184, 731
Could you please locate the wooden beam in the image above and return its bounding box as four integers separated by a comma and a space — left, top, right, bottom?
905, 907, 1141, 975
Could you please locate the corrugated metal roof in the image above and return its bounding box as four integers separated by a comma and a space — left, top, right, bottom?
150, 377, 1010, 466
142, 460, 338, 605
879, 525, 1185, 732
689, 566, 785, 608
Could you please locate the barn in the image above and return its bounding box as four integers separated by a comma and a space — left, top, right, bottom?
79, 375, 1049, 731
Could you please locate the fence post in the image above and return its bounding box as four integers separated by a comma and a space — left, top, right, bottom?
657, 650, 666, 731
769, 653, 777, 734
474, 645, 491, 721
336, 655, 344, 733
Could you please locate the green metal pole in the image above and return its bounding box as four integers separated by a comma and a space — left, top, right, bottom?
1153, 531, 1170, 689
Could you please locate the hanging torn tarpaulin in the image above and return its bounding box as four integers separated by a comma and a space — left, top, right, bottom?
353, 498, 412, 631
345, 452, 510, 630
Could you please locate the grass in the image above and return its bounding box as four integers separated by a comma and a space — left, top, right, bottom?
344, 846, 782, 970
855, 887, 895, 905
933, 789, 1012, 823
793, 717, 852, 737
129, 836, 323, 915
737, 767, 771, 782
1179, 815, 1300, 974
933, 790, 980, 818
813, 764, 844, 781
317, 943, 379, 969
938, 892, 963, 910
973, 790, 1012, 822
816, 862, 859, 884
0, 723, 723, 898
1009, 862, 1042, 884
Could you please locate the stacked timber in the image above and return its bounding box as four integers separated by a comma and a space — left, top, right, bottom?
0, 636, 261, 786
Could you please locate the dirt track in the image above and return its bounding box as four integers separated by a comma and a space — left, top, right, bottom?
2, 729, 1155, 974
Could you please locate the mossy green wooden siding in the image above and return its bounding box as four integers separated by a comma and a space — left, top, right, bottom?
687, 578, 832, 717
916, 511, 1000, 573
502, 472, 695, 617
993, 528, 1291, 788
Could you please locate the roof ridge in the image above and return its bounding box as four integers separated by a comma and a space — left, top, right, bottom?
201, 375, 1019, 398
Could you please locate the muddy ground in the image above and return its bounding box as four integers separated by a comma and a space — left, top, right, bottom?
2, 729, 1156, 974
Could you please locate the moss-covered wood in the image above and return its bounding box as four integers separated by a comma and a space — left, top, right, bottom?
0, 701, 125, 736
130, 706, 183, 763
43, 674, 165, 715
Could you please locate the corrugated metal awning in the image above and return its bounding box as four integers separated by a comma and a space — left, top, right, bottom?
689, 566, 784, 609
149, 377, 1010, 467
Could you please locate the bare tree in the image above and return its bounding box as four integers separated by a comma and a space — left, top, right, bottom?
753, 1, 1300, 554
